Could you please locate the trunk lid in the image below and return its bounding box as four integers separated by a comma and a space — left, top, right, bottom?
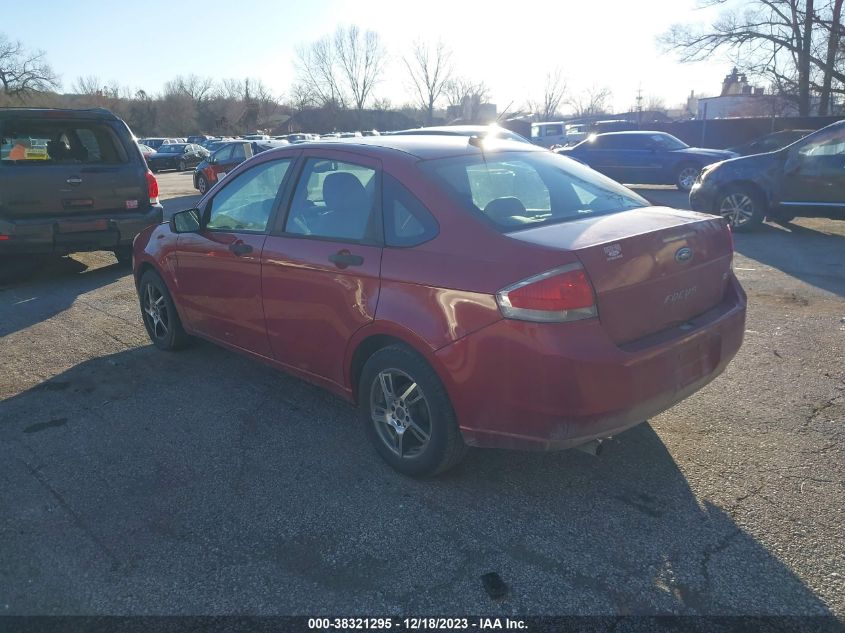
508, 207, 733, 344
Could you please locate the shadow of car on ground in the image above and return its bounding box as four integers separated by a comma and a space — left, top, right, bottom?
0, 342, 836, 615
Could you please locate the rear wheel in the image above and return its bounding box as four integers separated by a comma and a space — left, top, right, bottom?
359, 345, 466, 477
675, 163, 700, 191
197, 174, 209, 194
139, 270, 191, 351
178, 159, 187, 172
716, 185, 766, 232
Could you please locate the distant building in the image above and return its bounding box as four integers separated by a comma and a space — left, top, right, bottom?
696, 68, 802, 119
446, 96, 497, 124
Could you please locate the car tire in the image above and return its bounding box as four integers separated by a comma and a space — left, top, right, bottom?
359, 344, 466, 477
675, 163, 700, 192
113, 246, 132, 266
178, 159, 186, 172
716, 184, 766, 232
197, 174, 209, 195
139, 270, 191, 351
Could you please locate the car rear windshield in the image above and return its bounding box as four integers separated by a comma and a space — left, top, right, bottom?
1, 120, 129, 166
157, 144, 186, 153
419, 150, 648, 231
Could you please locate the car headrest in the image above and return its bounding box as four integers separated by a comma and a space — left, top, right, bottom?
484, 197, 527, 224
323, 172, 369, 213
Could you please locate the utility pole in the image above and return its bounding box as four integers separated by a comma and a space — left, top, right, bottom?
635, 85, 643, 128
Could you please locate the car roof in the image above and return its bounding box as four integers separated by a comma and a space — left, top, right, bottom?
259, 135, 546, 161
594, 130, 670, 137
0, 107, 119, 121
392, 125, 512, 135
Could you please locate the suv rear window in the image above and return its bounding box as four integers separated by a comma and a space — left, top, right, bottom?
420, 151, 647, 231
1, 120, 129, 166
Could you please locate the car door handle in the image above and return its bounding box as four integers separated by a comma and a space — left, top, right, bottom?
229, 242, 253, 256
329, 250, 363, 268
66, 176, 82, 186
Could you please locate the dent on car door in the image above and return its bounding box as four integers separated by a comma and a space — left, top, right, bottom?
261, 154, 383, 388
175, 157, 294, 356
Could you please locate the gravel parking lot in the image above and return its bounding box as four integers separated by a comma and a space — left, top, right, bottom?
0, 170, 843, 616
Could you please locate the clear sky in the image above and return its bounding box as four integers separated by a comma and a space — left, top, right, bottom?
5, 0, 730, 113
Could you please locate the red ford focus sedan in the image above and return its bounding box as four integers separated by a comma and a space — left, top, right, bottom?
133, 136, 746, 476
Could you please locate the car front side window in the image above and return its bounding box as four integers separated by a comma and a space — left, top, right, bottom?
284, 158, 378, 242
206, 159, 292, 233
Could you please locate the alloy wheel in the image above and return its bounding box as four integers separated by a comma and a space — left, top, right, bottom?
719, 193, 755, 227
369, 368, 432, 459
142, 283, 170, 340
677, 166, 699, 191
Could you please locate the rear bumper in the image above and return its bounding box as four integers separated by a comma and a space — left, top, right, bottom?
0, 205, 163, 254
436, 274, 747, 451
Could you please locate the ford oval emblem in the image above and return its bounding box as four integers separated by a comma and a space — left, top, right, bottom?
675, 247, 693, 263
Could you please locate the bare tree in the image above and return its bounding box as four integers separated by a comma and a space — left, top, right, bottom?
403, 40, 452, 123
164, 74, 214, 103
444, 78, 492, 122
0, 34, 59, 98
334, 25, 386, 111
659, 0, 844, 115
295, 35, 346, 108
527, 68, 567, 120
566, 86, 612, 118
818, 0, 844, 114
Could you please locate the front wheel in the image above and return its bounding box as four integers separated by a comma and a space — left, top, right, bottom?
359, 345, 466, 477
675, 164, 700, 192
716, 185, 766, 231
197, 174, 209, 194
139, 270, 191, 351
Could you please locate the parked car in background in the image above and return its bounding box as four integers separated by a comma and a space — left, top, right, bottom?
0, 107, 161, 263
362, 130, 381, 137
340, 131, 363, 138
391, 125, 531, 143
557, 131, 737, 191
691, 120, 845, 231
242, 134, 270, 140
193, 140, 255, 194
281, 133, 311, 143
147, 143, 209, 172
531, 121, 566, 147
187, 135, 218, 145
133, 135, 745, 476
138, 143, 155, 160
321, 133, 341, 139
727, 129, 813, 156
138, 137, 176, 150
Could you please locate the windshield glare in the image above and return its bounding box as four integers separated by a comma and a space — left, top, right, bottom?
421, 151, 648, 231
651, 133, 688, 150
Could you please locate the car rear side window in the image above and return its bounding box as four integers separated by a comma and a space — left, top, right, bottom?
382, 173, 438, 247
206, 159, 292, 233
285, 158, 378, 242
0, 120, 128, 165
421, 151, 647, 231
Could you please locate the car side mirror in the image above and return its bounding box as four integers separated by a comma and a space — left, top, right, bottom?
171, 208, 201, 233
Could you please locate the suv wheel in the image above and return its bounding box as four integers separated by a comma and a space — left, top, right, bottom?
197, 174, 209, 194
716, 185, 766, 232
359, 345, 466, 477
139, 270, 191, 351
113, 246, 132, 266
675, 164, 700, 191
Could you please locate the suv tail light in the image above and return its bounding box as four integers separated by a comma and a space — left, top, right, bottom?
146, 170, 159, 204
496, 264, 597, 323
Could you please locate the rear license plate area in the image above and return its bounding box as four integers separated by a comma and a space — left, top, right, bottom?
676, 334, 722, 389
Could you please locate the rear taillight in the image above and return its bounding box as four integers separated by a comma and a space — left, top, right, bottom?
496, 264, 597, 323
0, 234, 10, 241
146, 170, 159, 205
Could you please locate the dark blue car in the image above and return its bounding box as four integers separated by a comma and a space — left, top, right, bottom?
557, 131, 737, 191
